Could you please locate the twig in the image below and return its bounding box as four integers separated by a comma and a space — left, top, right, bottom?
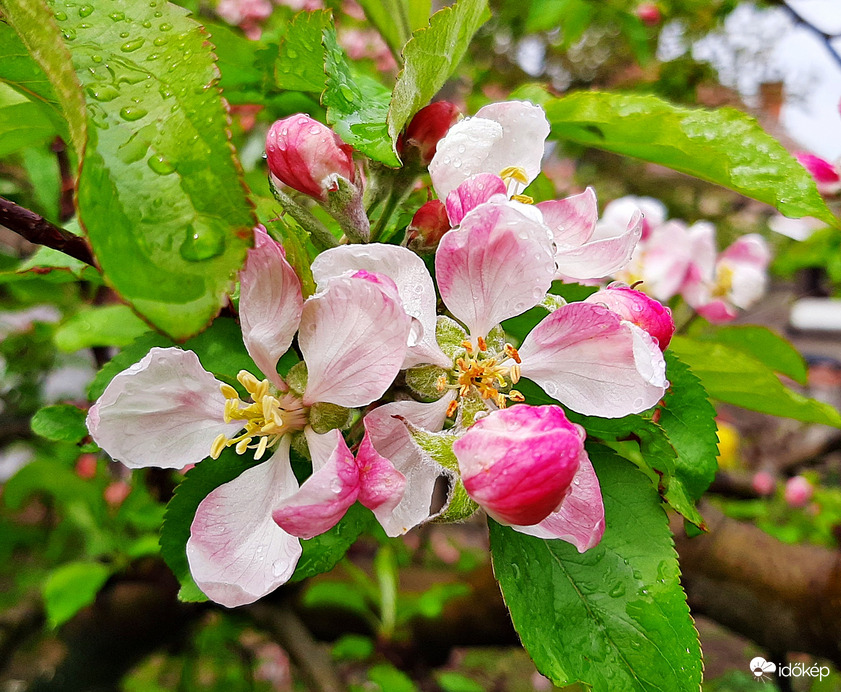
247, 602, 344, 692
0, 196, 94, 266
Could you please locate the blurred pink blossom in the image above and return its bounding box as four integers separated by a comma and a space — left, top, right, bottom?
784, 476, 814, 508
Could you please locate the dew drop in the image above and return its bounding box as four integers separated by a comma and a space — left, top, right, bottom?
153, 36, 167, 46
287, 48, 298, 59
86, 84, 119, 102
121, 38, 145, 52
109, 11, 125, 21
180, 223, 225, 261
119, 106, 147, 121
91, 55, 103, 63
62, 28, 77, 41
119, 31, 130, 38
159, 22, 172, 31
510, 563, 521, 580
154, 11, 162, 17
78, 4, 94, 17
55, 11, 68, 21
609, 583, 626, 598
142, 20, 152, 28
147, 154, 175, 175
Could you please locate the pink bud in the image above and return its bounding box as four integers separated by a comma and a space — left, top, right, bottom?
635, 3, 661, 26
104, 480, 132, 507
266, 114, 355, 201
75, 453, 98, 480
751, 470, 775, 497
795, 152, 841, 196
784, 476, 814, 508
585, 286, 675, 350
397, 101, 461, 166
453, 405, 583, 526
407, 199, 451, 253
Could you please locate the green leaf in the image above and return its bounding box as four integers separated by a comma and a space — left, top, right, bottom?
670, 336, 841, 427
274, 10, 331, 93
695, 325, 808, 385
526, 0, 590, 42
659, 352, 718, 513
354, 0, 412, 61
435, 672, 484, 692
54, 304, 150, 352
31, 404, 88, 443
387, 0, 490, 147
49, 0, 255, 339
545, 91, 838, 227
367, 664, 419, 692
0, 83, 56, 157
489, 447, 702, 691
291, 503, 372, 582
0, 1, 86, 156
43, 561, 112, 627
322, 24, 399, 166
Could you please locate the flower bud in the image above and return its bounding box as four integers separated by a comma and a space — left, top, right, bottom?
784, 476, 813, 508
266, 114, 355, 201
453, 405, 583, 526
751, 470, 775, 497
407, 199, 451, 253
585, 285, 674, 351
635, 3, 661, 26
397, 101, 461, 166
75, 453, 98, 480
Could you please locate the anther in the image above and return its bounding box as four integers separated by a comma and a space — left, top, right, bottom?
477, 335, 488, 352
446, 400, 459, 418
220, 383, 238, 399
510, 194, 534, 204
499, 166, 529, 185
509, 390, 525, 403
504, 343, 522, 364
436, 375, 448, 392
460, 339, 473, 354
210, 433, 227, 460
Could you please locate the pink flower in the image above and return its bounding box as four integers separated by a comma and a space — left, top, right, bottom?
266, 115, 356, 201
406, 199, 451, 253
784, 476, 814, 508
795, 152, 841, 196
454, 405, 584, 526
584, 285, 675, 351
635, 3, 661, 26
681, 226, 770, 323
751, 471, 776, 497
87, 227, 412, 607
217, 0, 273, 38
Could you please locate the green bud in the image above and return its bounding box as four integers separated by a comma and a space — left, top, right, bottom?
435, 315, 468, 360
405, 364, 449, 402
309, 401, 353, 434
286, 361, 308, 397
412, 429, 478, 523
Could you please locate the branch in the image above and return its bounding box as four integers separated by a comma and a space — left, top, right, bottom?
673, 504, 841, 667
0, 196, 95, 266
774, 1, 841, 70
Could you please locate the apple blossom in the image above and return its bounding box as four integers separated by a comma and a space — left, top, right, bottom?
398, 101, 461, 166
584, 285, 675, 351
795, 152, 841, 196
87, 227, 413, 606
784, 476, 814, 508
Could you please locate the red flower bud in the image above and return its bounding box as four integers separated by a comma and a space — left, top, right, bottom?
397, 102, 461, 166
75, 453, 97, 480
586, 285, 675, 351
635, 3, 661, 25
406, 199, 451, 253
266, 114, 355, 201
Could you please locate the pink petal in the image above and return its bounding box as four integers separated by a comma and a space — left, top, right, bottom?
584, 286, 675, 351
518, 302, 667, 417
554, 209, 642, 281
87, 347, 241, 469
435, 199, 555, 339
445, 174, 508, 226
695, 299, 738, 323
454, 405, 583, 526
356, 437, 407, 520
635, 220, 694, 301
720, 234, 770, 269
512, 450, 605, 552
272, 429, 359, 539
536, 188, 598, 247
186, 442, 302, 607
239, 226, 303, 389
310, 245, 450, 369
300, 273, 412, 407
357, 394, 455, 536
602, 195, 666, 241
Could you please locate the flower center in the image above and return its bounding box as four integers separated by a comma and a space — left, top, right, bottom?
438, 337, 525, 416
712, 263, 735, 299
210, 370, 308, 460
499, 165, 532, 202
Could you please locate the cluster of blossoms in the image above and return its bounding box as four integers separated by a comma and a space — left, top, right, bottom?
606, 196, 771, 323
88, 100, 677, 607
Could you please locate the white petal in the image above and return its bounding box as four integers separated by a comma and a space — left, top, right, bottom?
519, 303, 667, 417
239, 227, 303, 389
87, 347, 241, 469
435, 199, 555, 339
186, 440, 302, 608
555, 209, 642, 280
429, 117, 504, 200
357, 394, 455, 536
536, 187, 598, 247
310, 245, 450, 369
300, 273, 411, 407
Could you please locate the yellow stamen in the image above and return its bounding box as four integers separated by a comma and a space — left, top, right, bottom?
511, 194, 534, 204
446, 400, 459, 418
477, 335, 488, 352
499, 166, 529, 185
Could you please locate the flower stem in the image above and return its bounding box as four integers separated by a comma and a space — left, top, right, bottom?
268, 177, 339, 251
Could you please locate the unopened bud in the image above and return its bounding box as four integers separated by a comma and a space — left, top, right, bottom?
75, 453, 97, 480
751, 470, 775, 497
635, 3, 661, 26
397, 101, 461, 166
266, 114, 356, 201
784, 475, 814, 508
586, 285, 675, 351
407, 199, 451, 253
104, 480, 131, 507
453, 405, 583, 526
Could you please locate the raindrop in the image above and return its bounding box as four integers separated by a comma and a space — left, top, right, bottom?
119, 106, 147, 121
55, 11, 68, 21
109, 11, 125, 21
121, 38, 145, 52
608, 583, 626, 598
159, 22, 172, 31
287, 48, 298, 59
87, 84, 119, 102
91, 55, 103, 63
180, 223, 225, 262
153, 36, 167, 46
79, 23, 92, 29
119, 31, 130, 38
142, 20, 152, 28
510, 563, 521, 580
78, 4, 94, 17
62, 28, 77, 41
147, 154, 175, 175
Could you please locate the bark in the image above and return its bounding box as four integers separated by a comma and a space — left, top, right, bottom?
0, 197, 94, 266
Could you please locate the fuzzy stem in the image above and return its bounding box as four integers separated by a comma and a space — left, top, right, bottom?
268, 178, 339, 251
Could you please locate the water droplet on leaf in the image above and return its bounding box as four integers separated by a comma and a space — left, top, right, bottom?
78, 4, 94, 17
147, 154, 175, 175
119, 106, 147, 121
121, 38, 145, 52
180, 223, 225, 261
87, 84, 119, 102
